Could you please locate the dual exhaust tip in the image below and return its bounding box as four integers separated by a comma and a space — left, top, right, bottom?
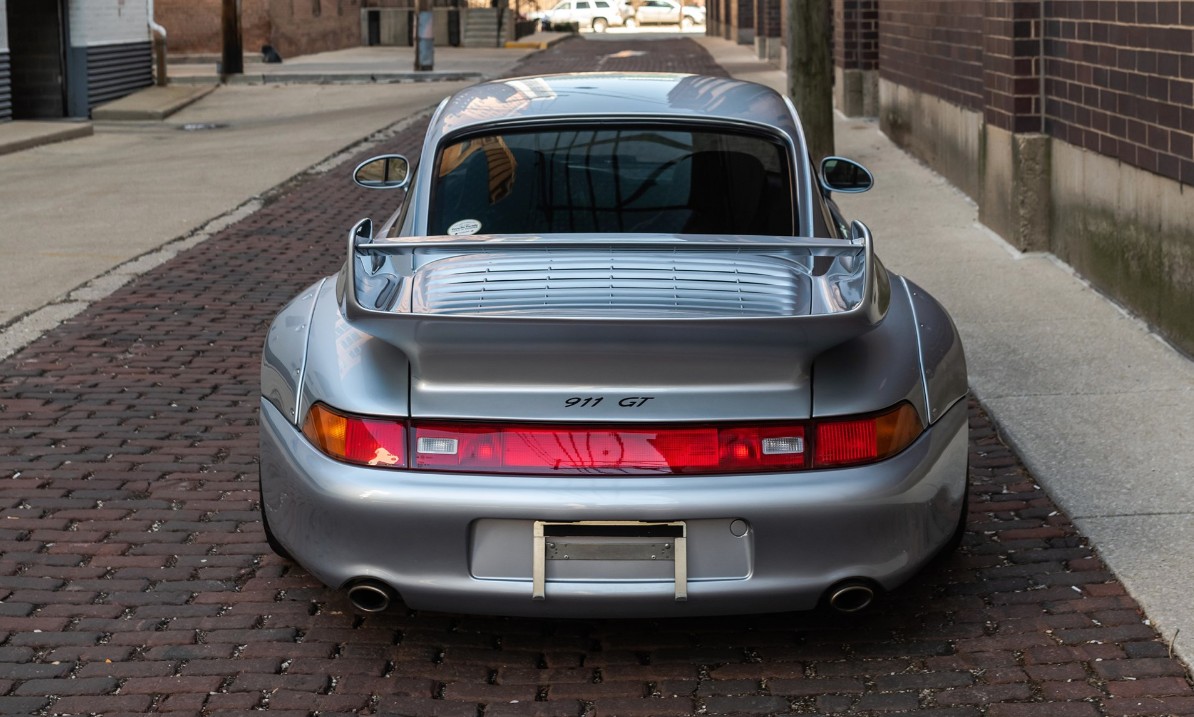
345, 577, 877, 615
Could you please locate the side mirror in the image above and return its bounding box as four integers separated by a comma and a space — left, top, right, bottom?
353, 154, 411, 190
819, 157, 873, 193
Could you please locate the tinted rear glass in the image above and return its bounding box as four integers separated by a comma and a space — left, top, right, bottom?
429, 127, 794, 236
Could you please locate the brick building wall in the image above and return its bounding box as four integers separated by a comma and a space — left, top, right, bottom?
732, 0, 754, 44
875, 0, 1194, 199
982, 0, 1042, 133
754, 0, 777, 40
877, 0, 984, 112
268, 0, 363, 58
156, 0, 270, 55
1045, 1, 1194, 186
832, 0, 878, 114
833, 0, 876, 71
872, 0, 1194, 356
747, 0, 781, 62
157, 0, 361, 58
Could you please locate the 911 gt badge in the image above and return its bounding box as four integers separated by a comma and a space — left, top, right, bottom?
565, 396, 655, 407
448, 219, 481, 235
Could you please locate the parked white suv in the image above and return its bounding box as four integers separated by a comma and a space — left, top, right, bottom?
625, 0, 705, 28
540, 0, 632, 31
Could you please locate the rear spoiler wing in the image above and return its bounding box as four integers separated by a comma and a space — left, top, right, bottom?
343, 221, 887, 321
338, 223, 890, 413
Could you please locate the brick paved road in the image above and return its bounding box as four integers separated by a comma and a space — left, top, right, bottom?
1, 38, 1192, 717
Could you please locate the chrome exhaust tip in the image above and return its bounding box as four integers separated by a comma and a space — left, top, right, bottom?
346, 580, 393, 613
826, 580, 876, 614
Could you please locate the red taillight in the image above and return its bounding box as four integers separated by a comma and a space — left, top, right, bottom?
412, 423, 804, 474
302, 404, 406, 467
814, 403, 922, 468
815, 418, 877, 466
299, 403, 920, 474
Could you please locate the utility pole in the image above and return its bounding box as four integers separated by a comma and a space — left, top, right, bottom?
415, 0, 435, 71
221, 0, 244, 77
787, 0, 833, 162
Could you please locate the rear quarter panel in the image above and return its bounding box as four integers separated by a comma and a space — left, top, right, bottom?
811, 271, 930, 420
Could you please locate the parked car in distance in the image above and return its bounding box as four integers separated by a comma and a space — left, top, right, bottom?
539, 0, 631, 31
625, 0, 705, 28
259, 72, 969, 619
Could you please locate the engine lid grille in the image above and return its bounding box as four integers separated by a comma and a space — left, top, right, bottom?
411, 250, 812, 317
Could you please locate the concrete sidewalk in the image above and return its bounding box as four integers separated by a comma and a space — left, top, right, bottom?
168, 41, 570, 85
0, 40, 571, 157
0, 33, 1190, 666
0, 43, 542, 354
698, 37, 1194, 663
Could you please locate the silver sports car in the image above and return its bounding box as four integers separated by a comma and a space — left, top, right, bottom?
259, 73, 968, 618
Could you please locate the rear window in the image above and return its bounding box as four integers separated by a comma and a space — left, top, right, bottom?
429, 127, 795, 236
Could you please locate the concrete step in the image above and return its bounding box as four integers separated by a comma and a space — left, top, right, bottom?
91, 85, 217, 121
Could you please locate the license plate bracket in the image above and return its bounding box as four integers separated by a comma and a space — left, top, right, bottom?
532, 520, 688, 601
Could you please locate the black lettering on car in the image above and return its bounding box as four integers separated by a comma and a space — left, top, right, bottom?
618, 397, 655, 407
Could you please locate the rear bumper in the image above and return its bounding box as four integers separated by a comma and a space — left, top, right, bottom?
259, 398, 967, 617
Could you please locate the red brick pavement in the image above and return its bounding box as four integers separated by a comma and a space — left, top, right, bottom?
0, 37, 1191, 716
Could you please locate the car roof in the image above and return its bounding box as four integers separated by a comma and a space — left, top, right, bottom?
428, 73, 803, 146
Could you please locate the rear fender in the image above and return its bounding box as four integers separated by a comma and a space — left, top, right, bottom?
811, 276, 967, 426
262, 280, 322, 424
296, 279, 412, 425
906, 279, 968, 424
811, 270, 929, 422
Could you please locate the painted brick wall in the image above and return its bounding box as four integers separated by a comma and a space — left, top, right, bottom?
878, 0, 985, 112
68, 0, 149, 47
1044, 1, 1194, 185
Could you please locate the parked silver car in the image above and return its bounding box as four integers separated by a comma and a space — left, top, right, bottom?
539, 0, 631, 31
260, 73, 969, 618
626, 0, 705, 27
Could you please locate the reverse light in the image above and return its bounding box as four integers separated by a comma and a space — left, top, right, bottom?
416, 436, 459, 455
298, 402, 921, 474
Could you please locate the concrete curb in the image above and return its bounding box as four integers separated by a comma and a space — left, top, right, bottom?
171, 72, 486, 85
505, 33, 575, 50
232, 71, 485, 84
0, 121, 93, 157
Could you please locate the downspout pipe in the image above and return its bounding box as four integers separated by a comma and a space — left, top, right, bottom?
147, 0, 168, 86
